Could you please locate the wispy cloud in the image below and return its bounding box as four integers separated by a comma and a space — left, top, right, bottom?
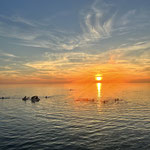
120, 10, 136, 26
0, 0, 116, 51
0, 0, 149, 53
104, 41, 150, 67
0, 51, 18, 58
0, 15, 38, 27
80, 0, 115, 42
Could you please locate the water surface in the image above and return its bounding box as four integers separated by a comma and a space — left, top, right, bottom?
0, 83, 150, 150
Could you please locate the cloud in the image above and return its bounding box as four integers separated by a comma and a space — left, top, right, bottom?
1, 0, 147, 54
0, 51, 18, 58
43, 51, 106, 64
0, 0, 149, 54
0, 15, 38, 27
80, 0, 115, 43
143, 67, 150, 72
120, 10, 136, 25
25, 61, 55, 71
24, 39, 150, 78
0, 22, 38, 41
0, 66, 11, 71
98, 40, 150, 79
0, 0, 150, 83
0, 0, 116, 51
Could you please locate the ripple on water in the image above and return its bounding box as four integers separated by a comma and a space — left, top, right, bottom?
0, 83, 150, 150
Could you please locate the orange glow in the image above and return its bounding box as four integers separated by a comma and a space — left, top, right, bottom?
1, 61, 150, 84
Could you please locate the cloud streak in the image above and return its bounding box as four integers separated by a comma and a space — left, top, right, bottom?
0, 51, 18, 58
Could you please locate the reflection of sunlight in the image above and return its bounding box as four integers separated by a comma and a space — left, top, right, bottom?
97, 83, 102, 98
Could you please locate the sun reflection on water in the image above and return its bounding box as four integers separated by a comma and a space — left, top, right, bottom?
96, 83, 102, 99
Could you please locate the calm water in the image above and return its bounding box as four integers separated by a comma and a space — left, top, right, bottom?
0, 83, 150, 150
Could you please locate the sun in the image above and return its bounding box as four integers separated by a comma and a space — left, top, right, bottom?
96, 76, 102, 81
95, 74, 102, 81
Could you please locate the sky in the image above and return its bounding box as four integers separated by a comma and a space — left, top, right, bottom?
0, 0, 150, 84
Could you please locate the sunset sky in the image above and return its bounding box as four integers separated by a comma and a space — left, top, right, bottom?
0, 0, 150, 83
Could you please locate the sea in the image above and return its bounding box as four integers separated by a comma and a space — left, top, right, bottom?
0, 83, 150, 150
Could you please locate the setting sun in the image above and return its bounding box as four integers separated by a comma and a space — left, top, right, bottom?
95, 74, 102, 81
96, 76, 102, 81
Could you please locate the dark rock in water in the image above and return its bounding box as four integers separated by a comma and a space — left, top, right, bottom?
0, 97, 10, 99
76, 98, 95, 101
114, 98, 119, 102
0, 97, 5, 99
69, 89, 74, 91
114, 98, 123, 102
31, 96, 40, 102
102, 100, 108, 104
22, 96, 30, 101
